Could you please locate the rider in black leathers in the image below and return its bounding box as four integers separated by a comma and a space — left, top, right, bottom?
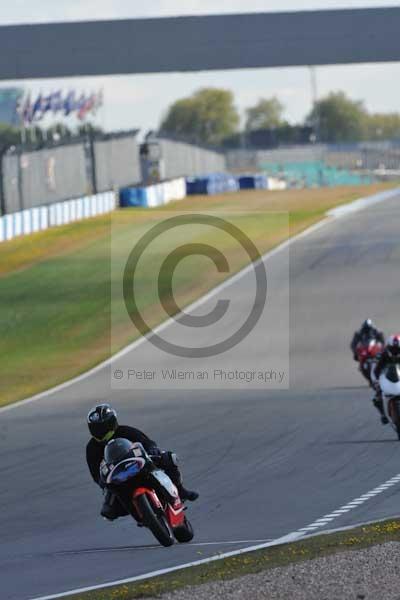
350, 319, 385, 361
373, 335, 400, 425
86, 404, 198, 520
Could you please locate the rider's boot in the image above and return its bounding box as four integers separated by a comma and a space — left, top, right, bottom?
373, 395, 388, 424
177, 485, 199, 502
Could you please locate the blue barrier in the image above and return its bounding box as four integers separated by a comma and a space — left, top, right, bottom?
119, 178, 187, 208
120, 187, 149, 207
186, 173, 239, 196
237, 174, 268, 190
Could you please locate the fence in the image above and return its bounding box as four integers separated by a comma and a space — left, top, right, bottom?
93, 132, 141, 192
226, 141, 400, 173
226, 145, 327, 171
0, 130, 141, 216
0, 132, 230, 216
2, 142, 91, 215
157, 137, 226, 179
0, 190, 116, 243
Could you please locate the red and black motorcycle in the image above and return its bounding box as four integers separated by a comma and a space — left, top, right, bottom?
355, 339, 384, 385
100, 439, 194, 547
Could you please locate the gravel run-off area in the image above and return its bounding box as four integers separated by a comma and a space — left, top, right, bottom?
141, 542, 400, 600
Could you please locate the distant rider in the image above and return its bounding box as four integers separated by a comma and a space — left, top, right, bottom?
372, 335, 400, 425
86, 404, 199, 521
350, 319, 385, 361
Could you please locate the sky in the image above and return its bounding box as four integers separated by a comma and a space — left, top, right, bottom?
1, 1, 399, 135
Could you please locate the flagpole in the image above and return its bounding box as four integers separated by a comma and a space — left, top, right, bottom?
20, 112, 26, 146
21, 124, 26, 146
18, 93, 27, 146
100, 87, 105, 132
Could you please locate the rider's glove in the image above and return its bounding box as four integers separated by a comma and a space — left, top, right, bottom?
148, 446, 162, 457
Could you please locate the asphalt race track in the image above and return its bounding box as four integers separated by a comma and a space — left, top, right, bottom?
1, 194, 400, 600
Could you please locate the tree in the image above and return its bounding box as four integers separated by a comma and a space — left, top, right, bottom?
0, 123, 20, 150
76, 123, 103, 137
245, 97, 285, 131
366, 113, 400, 140
160, 88, 239, 146
307, 92, 368, 143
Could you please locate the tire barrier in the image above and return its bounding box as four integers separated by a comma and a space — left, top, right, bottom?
237, 174, 269, 190
119, 178, 186, 208
186, 173, 286, 195
186, 173, 239, 196
120, 173, 287, 205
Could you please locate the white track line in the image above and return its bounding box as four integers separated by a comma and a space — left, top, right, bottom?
55, 539, 273, 555
30, 471, 400, 600
296, 472, 400, 534
29, 531, 302, 600
2, 187, 399, 417
327, 188, 399, 218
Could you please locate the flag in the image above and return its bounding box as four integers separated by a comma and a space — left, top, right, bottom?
22, 94, 33, 125
41, 93, 53, 114
77, 93, 94, 120
63, 90, 76, 116
50, 90, 63, 114
93, 89, 104, 114
32, 93, 44, 121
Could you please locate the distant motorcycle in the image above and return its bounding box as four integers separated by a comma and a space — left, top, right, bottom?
100, 439, 194, 547
355, 339, 384, 385
379, 365, 400, 440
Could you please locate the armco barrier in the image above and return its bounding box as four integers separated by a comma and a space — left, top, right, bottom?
119, 178, 186, 208
0, 191, 116, 243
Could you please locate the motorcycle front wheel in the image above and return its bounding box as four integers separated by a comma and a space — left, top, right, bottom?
135, 494, 174, 547
173, 517, 194, 543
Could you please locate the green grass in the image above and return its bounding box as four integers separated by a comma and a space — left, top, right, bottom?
58, 518, 400, 600
0, 182, 396, 406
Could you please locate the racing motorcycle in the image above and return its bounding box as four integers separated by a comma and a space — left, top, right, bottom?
355, 339, 384, 385
379, 365, 400, 440
100, 439, 194, 547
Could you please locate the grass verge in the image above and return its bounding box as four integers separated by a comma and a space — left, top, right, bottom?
62, 518, 400, 600
0, 182, 396, 406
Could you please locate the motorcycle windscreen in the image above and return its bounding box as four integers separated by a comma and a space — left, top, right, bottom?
107, 458, 145, 484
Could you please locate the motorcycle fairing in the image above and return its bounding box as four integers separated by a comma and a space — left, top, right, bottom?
106, 457, 146, 485
151, 469, 179, 500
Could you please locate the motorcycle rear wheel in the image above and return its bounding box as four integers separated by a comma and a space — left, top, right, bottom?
174, 517, 194, 543
136, 494, 174, 547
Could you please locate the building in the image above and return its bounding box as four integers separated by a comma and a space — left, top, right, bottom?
0, 88, 23, 127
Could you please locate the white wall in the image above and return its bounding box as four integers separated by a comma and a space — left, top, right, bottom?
0, 191, 116, 243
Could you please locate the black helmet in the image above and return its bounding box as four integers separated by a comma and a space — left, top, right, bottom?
104, 438, 135, 466
387, 334, 400, 357
87, 404, 118, 442
361, 319, 373, 332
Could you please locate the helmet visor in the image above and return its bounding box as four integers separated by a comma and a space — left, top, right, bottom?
89, 421, 114, 441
